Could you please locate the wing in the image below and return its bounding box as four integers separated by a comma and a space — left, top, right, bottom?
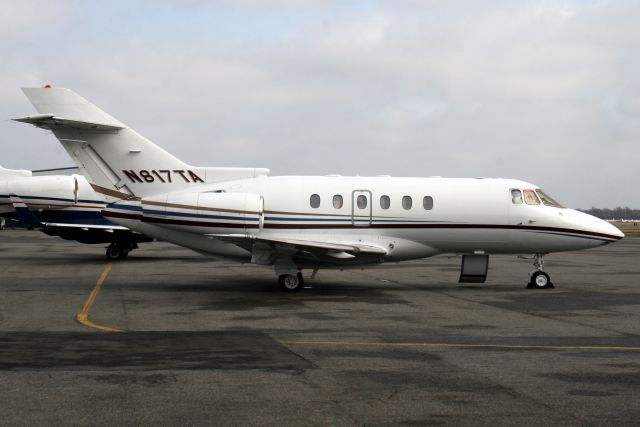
207, 233, 387, 263
42, 222, 129, 231
31, 166, 79, 175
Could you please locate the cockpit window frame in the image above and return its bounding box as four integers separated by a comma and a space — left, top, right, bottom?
535, 189, 564, 208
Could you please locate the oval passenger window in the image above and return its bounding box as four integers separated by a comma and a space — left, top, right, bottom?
402, 196, 412, 210
380, 195, 390, 209
423, 196, 433, 210
333, 194, 343, 209
357, 195, 367, 209
310, 194, 320, 208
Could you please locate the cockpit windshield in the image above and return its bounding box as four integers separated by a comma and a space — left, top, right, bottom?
523, 189, 540, 205
535, 189, 564, 208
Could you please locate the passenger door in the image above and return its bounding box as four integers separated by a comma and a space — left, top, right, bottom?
352, 190, 372, 227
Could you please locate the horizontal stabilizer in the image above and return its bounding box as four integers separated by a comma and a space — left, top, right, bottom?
13, 114, 124, 132
9, 196, 42, 226
21, 87, 125, 127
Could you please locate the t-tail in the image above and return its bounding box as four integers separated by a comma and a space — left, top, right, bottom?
15, 86, 269, 201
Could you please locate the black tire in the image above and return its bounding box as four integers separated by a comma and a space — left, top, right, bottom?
106, 244, 121, 260
529, 271, 553, 289
118, 249, 129, 260
278, 273, 304, 292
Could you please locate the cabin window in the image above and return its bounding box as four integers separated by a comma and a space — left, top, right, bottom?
333, 194, 343, 209
511, 189, 523, 204
310, 194, 320, 208
523, 189, 540, 205
423, 196, 433, 210
380, 195, 390, 209
402, 196, 412, 210
357, 195, 367, 209
536, 189, 563, 208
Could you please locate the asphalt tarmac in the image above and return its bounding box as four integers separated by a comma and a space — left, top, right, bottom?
0, 229, 639, 426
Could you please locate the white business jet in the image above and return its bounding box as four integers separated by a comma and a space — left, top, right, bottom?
14, 86, 623, 291
0, 165, 151, 258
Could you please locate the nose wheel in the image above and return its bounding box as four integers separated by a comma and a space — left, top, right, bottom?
530, 271, 551, 288
527, 253, 554, 289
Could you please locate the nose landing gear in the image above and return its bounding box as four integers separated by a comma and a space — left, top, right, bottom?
527, 253, 554, 289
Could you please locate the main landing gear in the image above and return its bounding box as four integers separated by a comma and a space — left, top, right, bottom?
527, 253, 554, 289
106, 242, 137, 260
278, 273, 304, 292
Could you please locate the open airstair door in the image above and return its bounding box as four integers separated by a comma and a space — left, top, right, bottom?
459, 254, 489, 283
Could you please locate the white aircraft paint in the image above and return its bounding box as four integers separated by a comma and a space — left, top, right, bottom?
15, 87, 624, 290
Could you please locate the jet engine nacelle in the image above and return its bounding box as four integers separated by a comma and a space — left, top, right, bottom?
1, 175, 77, 211
141, 191, 264, 231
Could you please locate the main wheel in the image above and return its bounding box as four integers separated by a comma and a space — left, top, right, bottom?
529, 271, 553, 289
106, 243, 121, 260
278, 273, 304, 292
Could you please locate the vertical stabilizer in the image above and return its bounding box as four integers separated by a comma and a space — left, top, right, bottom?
17, 87, 269, 201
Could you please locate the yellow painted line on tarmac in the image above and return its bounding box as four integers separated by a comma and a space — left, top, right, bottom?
76, 261, 125, 333
282, 340, 640, 352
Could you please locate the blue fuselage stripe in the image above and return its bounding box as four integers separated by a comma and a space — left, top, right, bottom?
142, 208, 258, 222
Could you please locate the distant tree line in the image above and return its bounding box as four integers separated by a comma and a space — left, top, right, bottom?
579, 207, 640, 220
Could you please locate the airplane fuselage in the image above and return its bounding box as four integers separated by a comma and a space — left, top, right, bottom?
103, 175, 623, 266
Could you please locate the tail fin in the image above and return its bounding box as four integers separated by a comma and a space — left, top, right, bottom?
16, 87, 269, 201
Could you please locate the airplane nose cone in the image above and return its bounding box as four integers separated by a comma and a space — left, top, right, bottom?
596, 218, 624, 240
565, 209, 624, 242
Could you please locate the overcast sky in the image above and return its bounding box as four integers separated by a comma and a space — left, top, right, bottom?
1, 0, 638, 208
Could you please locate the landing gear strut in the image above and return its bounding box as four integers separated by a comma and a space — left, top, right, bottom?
278, 273, 304, 292
106, 242, 136, 260
527, 253, 554, 289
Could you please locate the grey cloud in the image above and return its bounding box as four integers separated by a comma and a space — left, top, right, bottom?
0, 1, 639, 208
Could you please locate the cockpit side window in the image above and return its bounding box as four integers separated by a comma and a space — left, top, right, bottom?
523, 189, 541, 205
511, 189, 523, 204
535, 189, 564, 208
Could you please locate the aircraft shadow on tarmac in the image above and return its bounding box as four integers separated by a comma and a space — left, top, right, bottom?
0, 331, 313, 372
